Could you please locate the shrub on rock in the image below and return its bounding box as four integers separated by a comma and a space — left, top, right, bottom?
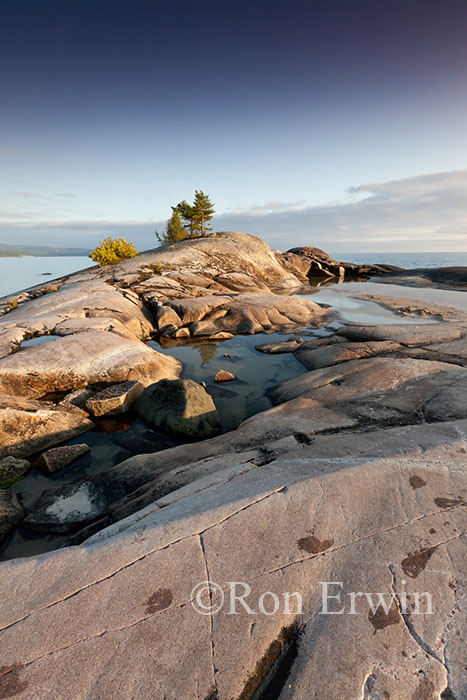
89, 237, 138, 266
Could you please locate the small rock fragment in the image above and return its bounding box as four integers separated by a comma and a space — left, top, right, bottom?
86, 381, 144, 417
0, 456, 30, 483
36, 444, 90, 474
214, 370, 235, 383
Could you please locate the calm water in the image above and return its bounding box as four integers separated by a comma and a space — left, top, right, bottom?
332, 251, 467, 268
0, 256, 94, 299
1, 252, 467, 300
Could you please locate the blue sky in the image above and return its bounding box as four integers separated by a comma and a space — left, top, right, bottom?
1, 0, 467, 253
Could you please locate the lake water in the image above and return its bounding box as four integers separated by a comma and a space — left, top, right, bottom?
1, 252, 467, 300
331, 251, 467, 269
0, 256, 94, 299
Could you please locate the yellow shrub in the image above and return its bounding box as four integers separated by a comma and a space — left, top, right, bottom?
89, 237, 138, 267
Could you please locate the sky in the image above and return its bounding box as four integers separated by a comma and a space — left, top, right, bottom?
1, 0, 467, 254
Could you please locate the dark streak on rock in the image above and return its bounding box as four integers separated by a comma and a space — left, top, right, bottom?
368, 604, 400, 634
297, 534, 334, 554
0, 666, 28, 699
409, 475, 426, 489
434, 497, 466, 509
145, 588, 173, 614
401, 547, 436, 579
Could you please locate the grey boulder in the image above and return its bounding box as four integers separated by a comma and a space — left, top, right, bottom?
136, 379, 221, 439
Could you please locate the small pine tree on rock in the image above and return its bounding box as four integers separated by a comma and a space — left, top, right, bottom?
156, 208, 188, 245
192, 190, 215, 236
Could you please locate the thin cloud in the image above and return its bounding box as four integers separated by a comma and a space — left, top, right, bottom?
0, 169, 466, 252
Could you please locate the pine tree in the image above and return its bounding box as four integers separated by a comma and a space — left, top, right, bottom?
192, 190, 215, 236
155, 208, 187, 245
175, 200, 197, 238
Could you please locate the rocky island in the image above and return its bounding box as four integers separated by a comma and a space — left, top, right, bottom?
0, 232, 465, 699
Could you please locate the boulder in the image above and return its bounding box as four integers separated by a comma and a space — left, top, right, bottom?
0, 330, 181, 398
0, 456, 30, 484
85, 381, 144, 417
0, 395, 93, 459
0, 420, 465, 698
0, 489, 24, 543
36, 444, 90, 474
136, 379, 221, 439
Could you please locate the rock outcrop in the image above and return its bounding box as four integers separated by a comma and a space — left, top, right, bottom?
0, 420, 465, 698
0, 232, 466, 698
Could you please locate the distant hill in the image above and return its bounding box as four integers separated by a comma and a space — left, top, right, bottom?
0, 243, 90, 257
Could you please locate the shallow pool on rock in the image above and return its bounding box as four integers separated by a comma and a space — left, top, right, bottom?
149, 332, 307, 433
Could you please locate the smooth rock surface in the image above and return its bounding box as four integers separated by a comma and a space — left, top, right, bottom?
0, 330, 181, 397
270, 356, 467, 427
0, 420, 465, 699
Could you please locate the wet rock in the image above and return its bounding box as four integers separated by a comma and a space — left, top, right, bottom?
85, 380, 144, 417
214, 370, 235, 382
0, 456, 30, 484
36, 444, 90, 474
0, 395, 93, 459
23, 480, 108, 533
0, 330, 181, 398
136, 379, 221, 439
255, 338, 304, 353
0, 489, 24, 543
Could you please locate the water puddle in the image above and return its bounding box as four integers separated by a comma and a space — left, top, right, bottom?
20, 335, 62, 347
149, 332, 305, 433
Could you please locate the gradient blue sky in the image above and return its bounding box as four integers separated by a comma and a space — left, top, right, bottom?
2, 0, 467, 253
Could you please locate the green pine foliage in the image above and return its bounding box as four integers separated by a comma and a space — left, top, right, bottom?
155, 191, 215, 243
89, 237, 138, 266
192, 190, 215, 236
156, 208, 188, 245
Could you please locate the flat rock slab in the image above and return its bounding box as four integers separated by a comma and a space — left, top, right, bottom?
270, 356, 467, 427
85, 380, 144, 416
0, 330, 181, 397
0, 403, 93, 459
337, 322, 465, 346
0, 420, 465, 698
294, 339, 401, 370
255, 338, 304, 353
36, 444, 90, 474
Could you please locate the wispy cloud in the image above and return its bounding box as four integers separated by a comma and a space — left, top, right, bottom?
0, 170, 466, 252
